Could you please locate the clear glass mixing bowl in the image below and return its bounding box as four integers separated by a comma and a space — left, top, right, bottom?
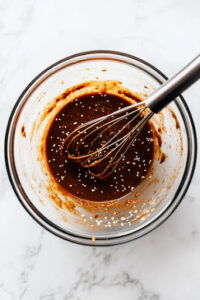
5, 51, 197, 246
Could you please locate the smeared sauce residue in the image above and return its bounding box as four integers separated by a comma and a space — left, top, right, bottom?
160, 152, 167, 164
169, 109, 180, 130
21, 125, 26, 138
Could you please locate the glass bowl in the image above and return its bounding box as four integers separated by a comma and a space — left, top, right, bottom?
5, 51, 197, 246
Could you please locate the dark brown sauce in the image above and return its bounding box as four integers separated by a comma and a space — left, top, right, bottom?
46, 93, 154, 201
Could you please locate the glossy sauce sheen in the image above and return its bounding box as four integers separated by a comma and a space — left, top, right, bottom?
46, 93, 154, 201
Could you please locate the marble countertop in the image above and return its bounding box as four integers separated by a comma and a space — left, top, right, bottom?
0, 0, 200, 299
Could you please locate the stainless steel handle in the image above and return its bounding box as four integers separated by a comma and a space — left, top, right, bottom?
146, 55, 200, 113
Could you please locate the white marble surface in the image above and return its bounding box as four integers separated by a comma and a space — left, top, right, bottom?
0, 0, 200, 299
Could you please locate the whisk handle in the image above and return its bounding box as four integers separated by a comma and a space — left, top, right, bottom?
147, 54, 200, 113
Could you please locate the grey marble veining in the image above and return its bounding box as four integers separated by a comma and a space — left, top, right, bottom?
0, 0, 200, 299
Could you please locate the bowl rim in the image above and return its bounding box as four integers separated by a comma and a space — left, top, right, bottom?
4, 50, 197, 246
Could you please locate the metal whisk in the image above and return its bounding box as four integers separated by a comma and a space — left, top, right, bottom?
64, 55, 200, 178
